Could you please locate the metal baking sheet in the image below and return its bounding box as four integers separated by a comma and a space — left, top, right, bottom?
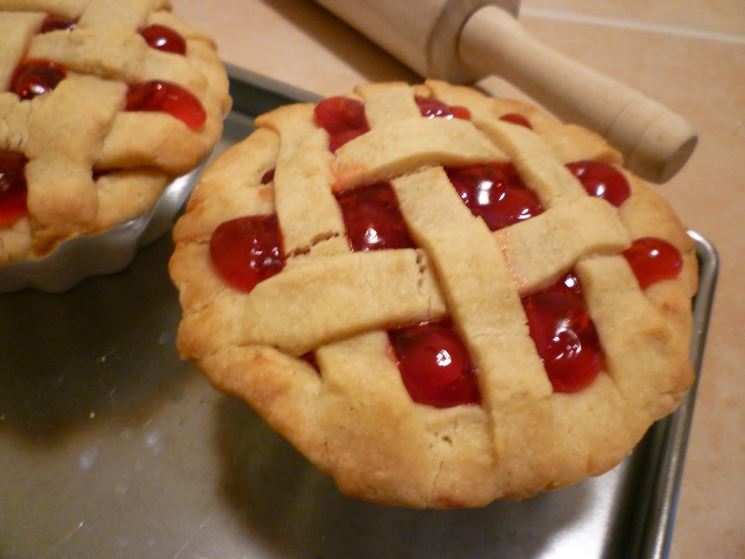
0, 66, 718, 559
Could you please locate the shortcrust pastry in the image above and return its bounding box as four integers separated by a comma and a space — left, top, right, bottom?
170, 80, 697, 508
0, 0, 230, 265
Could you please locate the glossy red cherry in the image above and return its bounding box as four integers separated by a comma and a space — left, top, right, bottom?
414, 96, 470, 120
389, 320, 480, 408
566, 160, 630, 207
314, 96, 370, 152
314, 97, 367, 135
260, 168, 275, 184
499, 113, 532, 129
139, 24, 187, 55
40, 14, 77, 33
10, 59, 67, 100
445, 163, 543, 231
336, 182, 414, 252
522, 273, 604, 392
0, 151, 29, 227
209, 215, 285, 293
126, 81, 206, 130
623, 237, 683, 289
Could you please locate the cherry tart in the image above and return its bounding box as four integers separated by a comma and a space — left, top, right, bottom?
0, 1, 230, 271
170, 81, 698, 508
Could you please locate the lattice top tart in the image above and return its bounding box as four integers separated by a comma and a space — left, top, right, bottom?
0, 0, 230, 266
170, 80, 697, 508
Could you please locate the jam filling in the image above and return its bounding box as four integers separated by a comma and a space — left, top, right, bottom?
91, 168, 119, 181
389, 319, 480, 408
215, 96, 646, 401
40, 14, 78, 33
0, 151, 28, 227
499, 113, 532, 129
623, 237, 683, 289
314, 96, 370, 153
414, 95, 470, 120
522, 273, 604, 392
301, 351, 320, 373
260, 168, 275, 184
140, 24, 187, 55
334, 179, 476, 406
445, 163, 543, 231
336, 182, 414, 252
209, 215, 285, 293
10, 59, 67, 100
333, 179, 477, 406
566, 160, 630, 207
126, 81, 206, 130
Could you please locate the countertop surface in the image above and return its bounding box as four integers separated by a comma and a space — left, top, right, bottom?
172, 2, 744, 557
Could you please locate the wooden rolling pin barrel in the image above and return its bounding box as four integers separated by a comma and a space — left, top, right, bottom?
315, 0, 697, 183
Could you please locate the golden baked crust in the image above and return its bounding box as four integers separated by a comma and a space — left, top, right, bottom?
170, 80, 697, 508
0, 0, 230, 264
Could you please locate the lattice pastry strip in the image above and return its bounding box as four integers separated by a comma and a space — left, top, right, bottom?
0, 13, 44, 88
0, 0, 230, 265
476, 119, 587, 207
427, 80, 623, 166
24, 76, 124, 250
356, 82, 421, 126
0, 0, 169, 19
76, 0, 167, 28
474, 108, 689, 416
317, 331, 449, 506
576, 256, 693, 420
178, 248, 448, 357
26, 28, 223, 174
334, 117, 506, 190
171, 80, 697, 506
174, 128, 279, 243
495, 196, 630, 293
392, 167, 551, 403
256, 105, 345, 259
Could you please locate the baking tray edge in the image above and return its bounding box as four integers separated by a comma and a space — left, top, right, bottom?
636, 230, 718, 559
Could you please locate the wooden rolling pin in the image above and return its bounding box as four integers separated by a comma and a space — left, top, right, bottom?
314, 0, 697, 183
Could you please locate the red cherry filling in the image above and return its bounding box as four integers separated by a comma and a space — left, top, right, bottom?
623, 237, 683, 289
10, 59, 67, 100
140, 24, 187, 55
389, 320, 480, 408
301, 351, 320, 373
314, 96, 370, 152
40, 14, 77, 33
414, 96, 470, 120
522, 273, 603, 393
91, 168, 119, 181
126, 81, 206, 130
261, 168, 275, 184
336, 182, 414, 252
209, 215, 285, 293
566, 160, 630, 207
0, 151, 28, 227
445, 163, 543, 231
499, 113, 532, 129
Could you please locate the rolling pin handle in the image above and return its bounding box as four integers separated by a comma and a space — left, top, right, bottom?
459, 6, 697, 183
